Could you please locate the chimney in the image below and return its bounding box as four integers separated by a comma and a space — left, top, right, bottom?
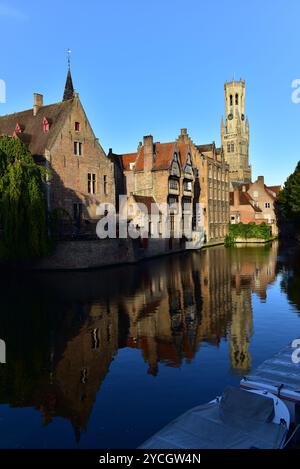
179, 128, 188, 143
233, 189, 240, 208
33, 93, 43, 116
143, 135, 154, 172
257, 176, 264, 185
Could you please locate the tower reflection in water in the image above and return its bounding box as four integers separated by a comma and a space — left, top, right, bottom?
0, 243, 278, 438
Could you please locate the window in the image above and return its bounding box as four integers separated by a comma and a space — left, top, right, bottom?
230, 143, 234, 152
104, 175, 108, 195
235, 93, 239, 105
265, 202, 271, 208
253, 190, 258, 198
227, 143, 231, 153
184, 154, 193, 174
75, 121, 80, 132
88, 173, 96, 194
183, 181, 192, 192
230, 94, 233, 106
74, 141, 82, 156
169, 179, 179, 191
42, 117, 49, 133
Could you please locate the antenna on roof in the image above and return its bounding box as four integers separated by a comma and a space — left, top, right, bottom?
67, 48, 71, 70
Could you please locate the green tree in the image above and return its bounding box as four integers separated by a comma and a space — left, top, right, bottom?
0, 136, 49, 260
277, 161, 300, 224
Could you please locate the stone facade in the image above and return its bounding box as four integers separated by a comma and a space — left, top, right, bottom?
113, 136, 201, 248
47, 94, 115, 221
113, 130, 230, 244
221, 80, 251, 183
0, 69, 115, 227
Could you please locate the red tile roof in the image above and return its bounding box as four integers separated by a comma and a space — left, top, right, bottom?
230, 190, 262, 212
119, 152, 137, 171
266, 185, 281, 198
0, 100, 73, 157
118, 141, 190, 173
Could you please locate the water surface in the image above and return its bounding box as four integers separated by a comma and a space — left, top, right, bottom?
0, 242, 300, 448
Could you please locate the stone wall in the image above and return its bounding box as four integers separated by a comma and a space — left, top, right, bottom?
34, 238, 138, 270
33, 234, 202, 271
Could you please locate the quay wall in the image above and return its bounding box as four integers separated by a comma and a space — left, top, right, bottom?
33, 237, 189, 271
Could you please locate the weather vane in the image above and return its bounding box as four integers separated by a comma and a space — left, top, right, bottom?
67, 48, 71, 69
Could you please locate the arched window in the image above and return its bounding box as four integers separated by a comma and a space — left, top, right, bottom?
235, 93, 239, 105
230, 94, 233, 106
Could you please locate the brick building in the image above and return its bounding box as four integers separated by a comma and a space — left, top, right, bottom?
111, 136, 201, 244
177, 129, 230, 243
0, 67, 115, 229
229, 176, 281, 234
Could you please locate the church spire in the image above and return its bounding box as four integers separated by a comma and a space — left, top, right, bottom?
63, 49, 74, 101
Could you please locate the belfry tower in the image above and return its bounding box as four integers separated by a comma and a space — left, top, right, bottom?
221, 80, 251, 183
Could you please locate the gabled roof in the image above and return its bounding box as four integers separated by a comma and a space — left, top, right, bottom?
0, 99, 73, 157
265, 185, 281, 199
230, 189, 262, 212
267, 185, 281, 194
197, 143, 214, 153
118, 141, 191, 173
196, 143, 221, 160
120, 152, 138, 171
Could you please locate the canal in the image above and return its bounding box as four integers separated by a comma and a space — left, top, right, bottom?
0, 242, 300, 448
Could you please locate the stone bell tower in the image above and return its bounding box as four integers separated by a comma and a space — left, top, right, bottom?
221, 80, 251, 183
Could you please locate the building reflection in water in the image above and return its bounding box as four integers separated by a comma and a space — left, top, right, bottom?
0, 242, 278, 438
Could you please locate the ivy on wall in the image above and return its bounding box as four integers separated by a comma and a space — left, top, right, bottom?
224, 222, 272, 247
0, 136, 49, 260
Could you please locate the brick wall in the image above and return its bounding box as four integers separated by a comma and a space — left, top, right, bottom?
48, 95, 115, 220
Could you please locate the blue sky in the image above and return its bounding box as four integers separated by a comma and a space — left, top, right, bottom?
0, 0, 299, 185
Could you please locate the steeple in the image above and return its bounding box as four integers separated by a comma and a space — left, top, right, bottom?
63, 49, 74, 101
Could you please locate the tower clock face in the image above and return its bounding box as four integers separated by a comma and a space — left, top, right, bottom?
228, 113, 233, 120
241, 114, 245, 120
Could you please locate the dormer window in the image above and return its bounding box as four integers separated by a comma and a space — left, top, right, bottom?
42, 117, 49, 133
75, 121, 80, 132
170, 152, 180, 177
184, 153, 193, 175
15, 123, 22, 134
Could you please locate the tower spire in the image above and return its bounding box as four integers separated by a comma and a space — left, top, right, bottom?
63, 48, 74, 101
